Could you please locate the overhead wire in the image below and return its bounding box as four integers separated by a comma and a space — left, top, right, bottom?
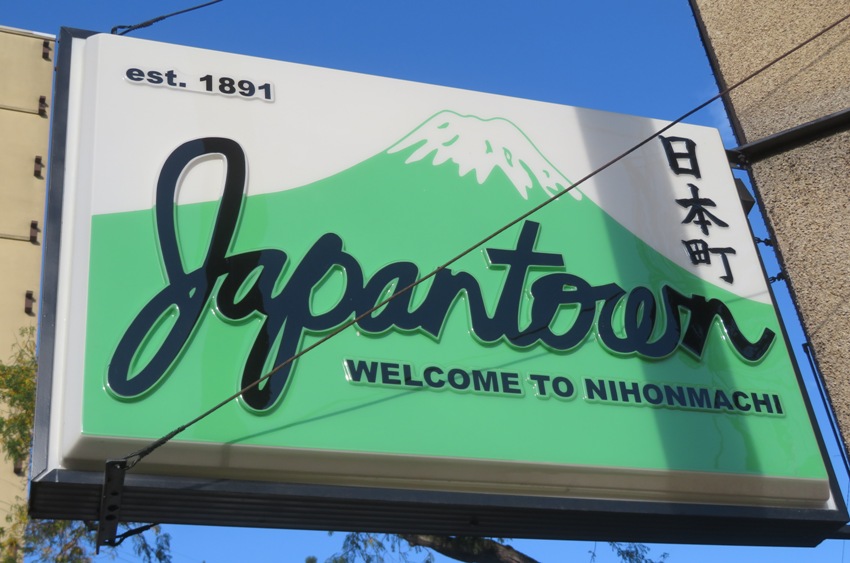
118, 10, 850, 470
111, 0, 223, 36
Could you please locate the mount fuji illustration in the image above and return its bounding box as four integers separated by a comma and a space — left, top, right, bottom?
387, 110, 582, 202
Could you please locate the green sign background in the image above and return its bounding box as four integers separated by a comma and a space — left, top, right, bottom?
81, 123, 826, 482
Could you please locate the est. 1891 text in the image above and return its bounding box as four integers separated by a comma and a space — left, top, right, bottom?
124, 67, 274, 102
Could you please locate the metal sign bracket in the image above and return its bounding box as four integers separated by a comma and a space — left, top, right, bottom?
95, 459, 127, 552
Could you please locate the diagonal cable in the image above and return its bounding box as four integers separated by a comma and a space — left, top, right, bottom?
121, 10, 850, 469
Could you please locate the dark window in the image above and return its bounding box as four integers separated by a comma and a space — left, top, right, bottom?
25, 291, 36, 316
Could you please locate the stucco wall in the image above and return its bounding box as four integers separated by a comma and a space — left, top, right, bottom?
690, 2, 850, 456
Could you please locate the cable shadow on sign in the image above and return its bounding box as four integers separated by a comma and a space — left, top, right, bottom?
223, 387, 423, 445
221, 345, 554, 446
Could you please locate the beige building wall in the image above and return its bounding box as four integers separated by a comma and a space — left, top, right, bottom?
0, 24, 54, 533
689, 3, 850, 456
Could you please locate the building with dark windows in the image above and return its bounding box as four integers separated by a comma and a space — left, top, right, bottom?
0, 23, 55, 533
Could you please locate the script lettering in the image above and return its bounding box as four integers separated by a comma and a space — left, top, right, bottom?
108, 138, 776, 412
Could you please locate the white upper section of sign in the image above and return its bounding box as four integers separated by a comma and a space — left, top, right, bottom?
69, 33, 768, 303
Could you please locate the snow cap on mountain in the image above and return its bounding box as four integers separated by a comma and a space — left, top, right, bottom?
388, 110, 580, 201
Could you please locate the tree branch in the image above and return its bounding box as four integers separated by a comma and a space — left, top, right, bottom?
399, 535, 540, 563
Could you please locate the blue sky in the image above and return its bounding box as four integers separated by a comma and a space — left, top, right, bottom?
3, 1, 849, 561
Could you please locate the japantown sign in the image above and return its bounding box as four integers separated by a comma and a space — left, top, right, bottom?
31, 29, 846, 544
